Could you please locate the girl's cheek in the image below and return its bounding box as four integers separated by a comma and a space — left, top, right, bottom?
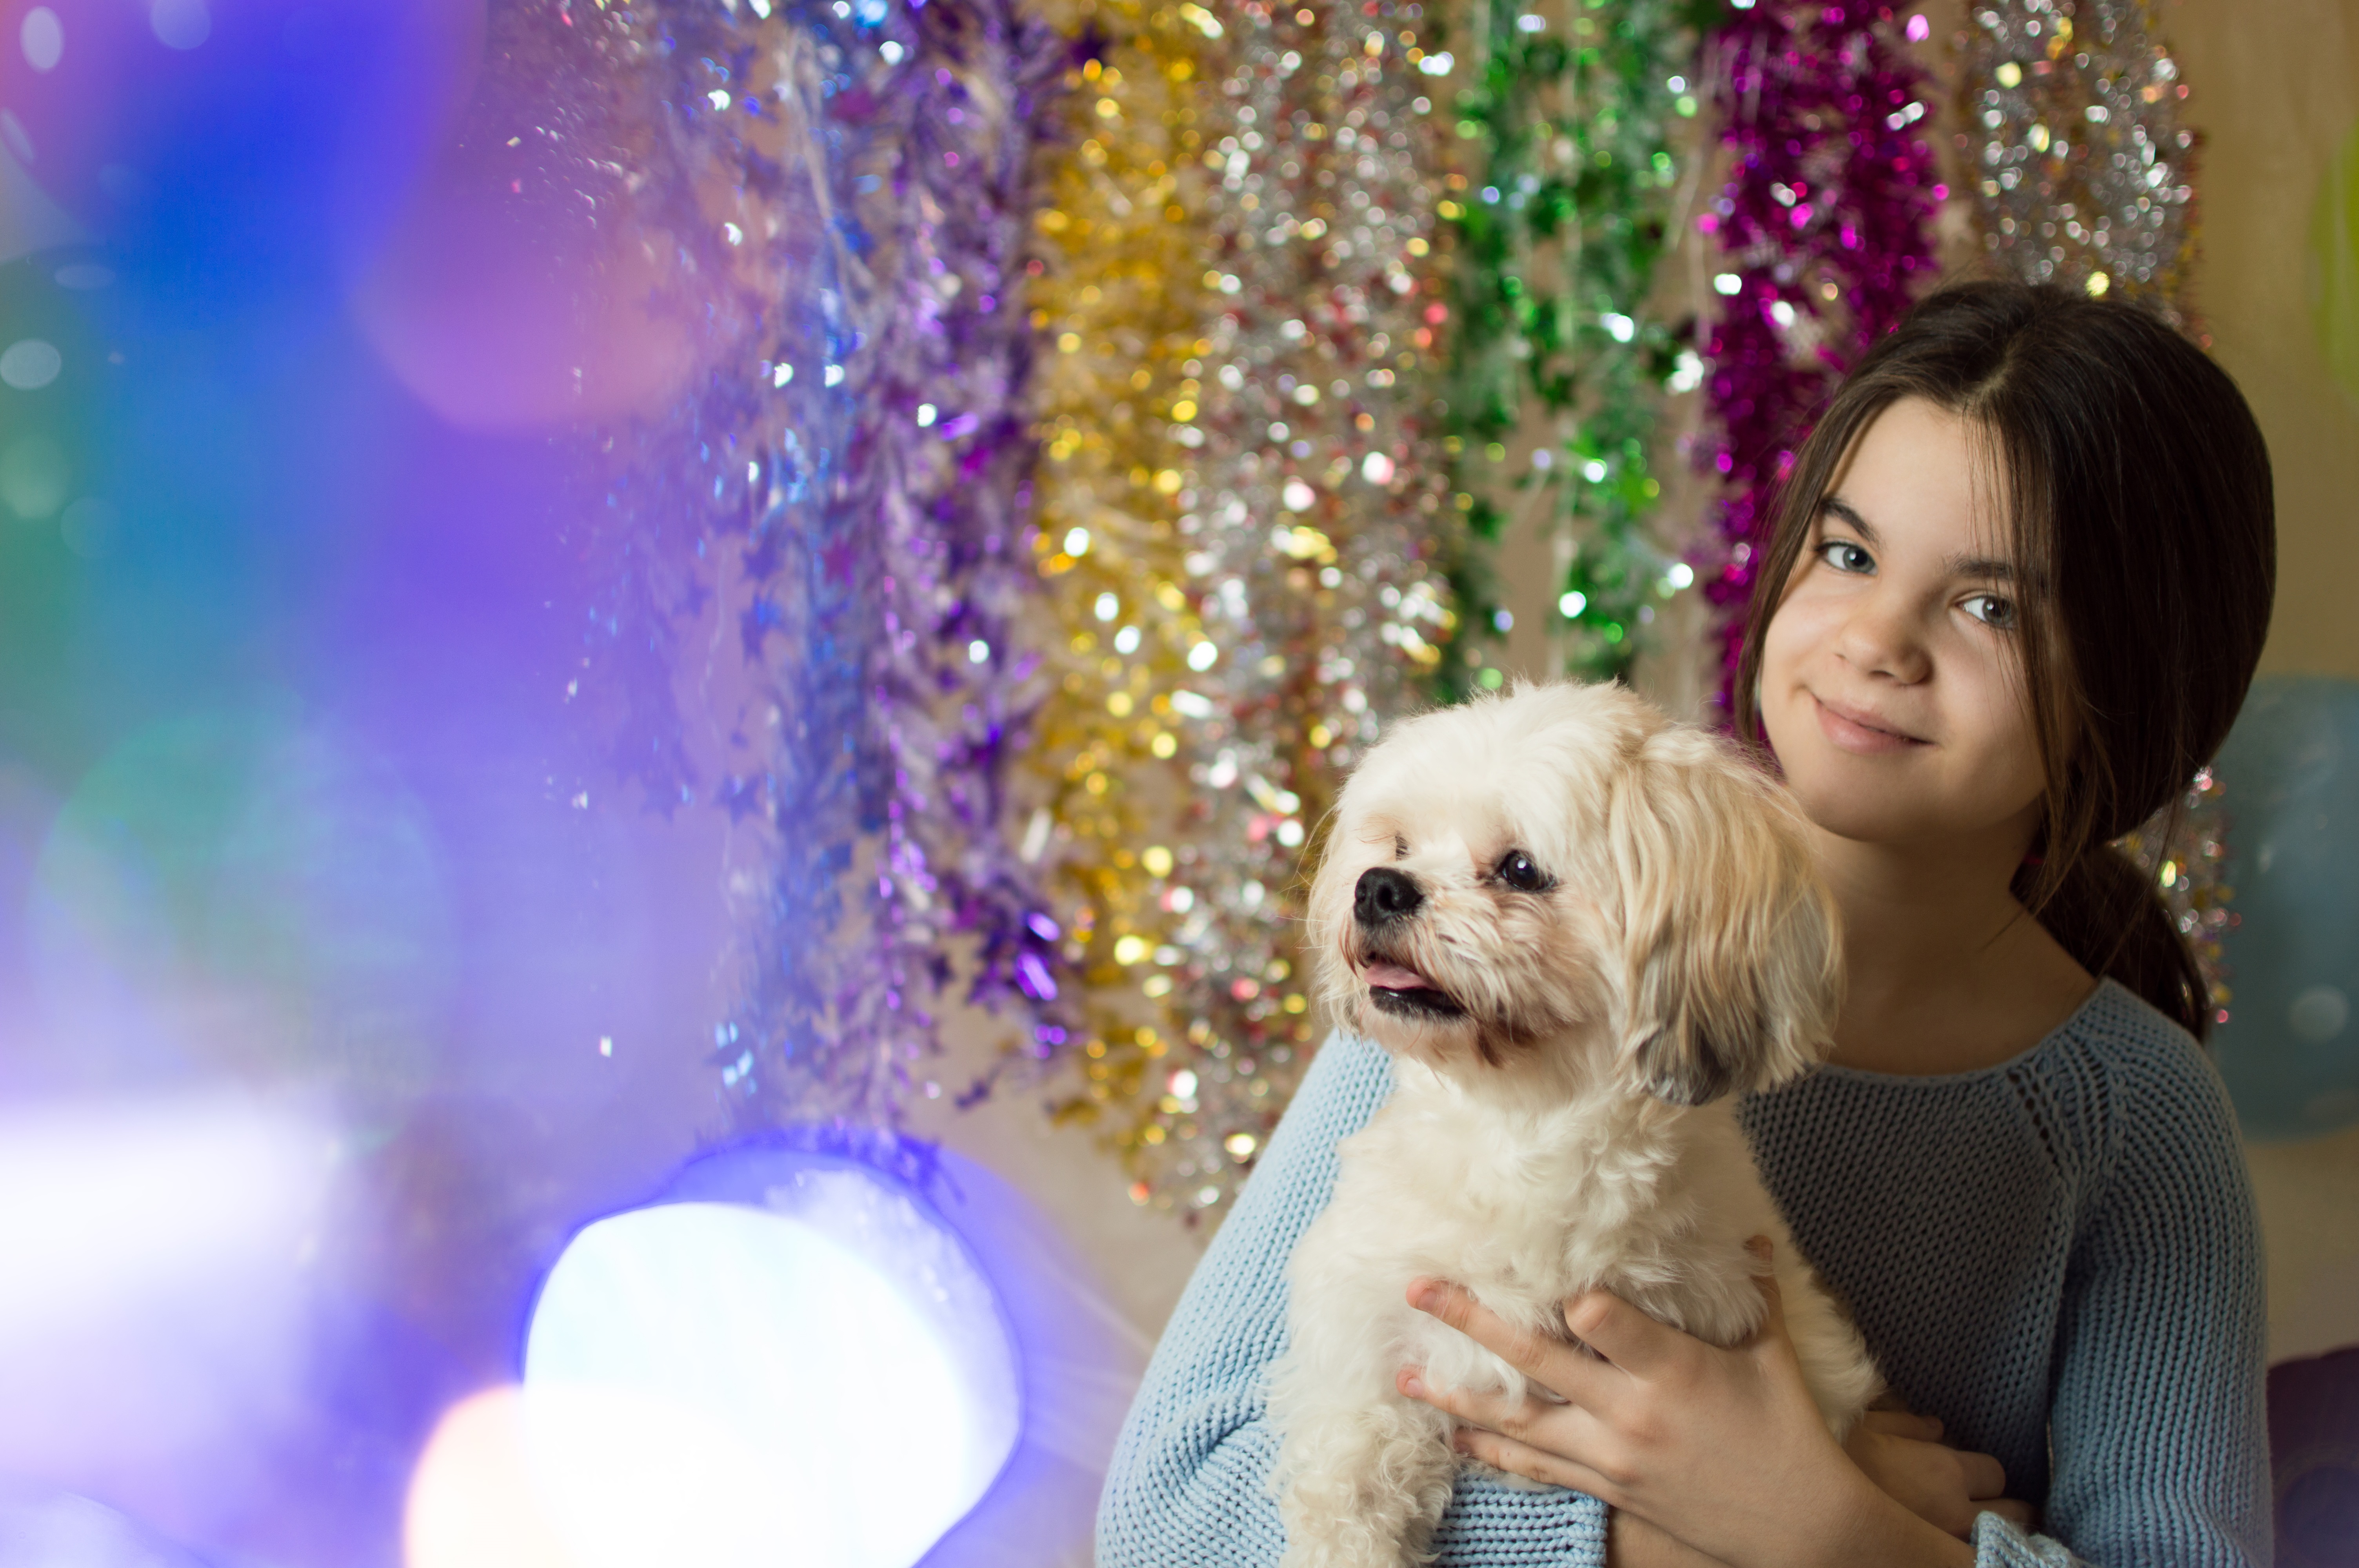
1756, 616, 1814, 759
1759, 593, 1835, 697
1954, 669, 2048, 805
1759, 599, 1805, 682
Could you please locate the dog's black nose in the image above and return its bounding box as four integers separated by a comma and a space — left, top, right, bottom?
1354, 866, 1423, 926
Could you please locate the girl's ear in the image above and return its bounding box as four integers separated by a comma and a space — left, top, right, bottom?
1610, 736, 1841, 1106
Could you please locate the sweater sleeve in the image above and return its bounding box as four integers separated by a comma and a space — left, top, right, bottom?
1095, 1032, 1610, 1568
1972, 1032, 2272, 1568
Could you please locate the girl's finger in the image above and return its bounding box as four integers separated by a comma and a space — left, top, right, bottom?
1395, 1367, 1614, 1463
1858, 1410, 1943, 1441
1982, 1499, 2037, 1529
1559, 1288, 1689, 1381
1957, 1450, 2010, 1501
1396, 1365, 1519, 1430
1407, 1279, 1609, 1406
1449, 1423, 1624, 1504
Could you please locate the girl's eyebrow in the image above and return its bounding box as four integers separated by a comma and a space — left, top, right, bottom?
1819, 494, 1877, 541
1943, 552, 2016, 582
1822, 493, 2014, 581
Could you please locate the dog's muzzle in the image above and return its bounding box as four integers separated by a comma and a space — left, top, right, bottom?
1354, 866, 1422, 926
1352, 866, 1467, 1023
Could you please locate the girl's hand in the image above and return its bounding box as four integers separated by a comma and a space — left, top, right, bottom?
1394, 1240, 1976, 1568
1607, 1510, 1731, 1568
1845, 1410, 2036, 1538
1597, 1416, 2031, 1567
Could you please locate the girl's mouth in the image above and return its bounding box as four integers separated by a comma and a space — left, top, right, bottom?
1812, 693, 1928, 755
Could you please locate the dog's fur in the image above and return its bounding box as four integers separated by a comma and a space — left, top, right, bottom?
1266, 682, 1882, 1568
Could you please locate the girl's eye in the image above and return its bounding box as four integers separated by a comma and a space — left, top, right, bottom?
1962, 593, 2018, 629
1496, 851, 1550, 893
1817, 539, 1875, 575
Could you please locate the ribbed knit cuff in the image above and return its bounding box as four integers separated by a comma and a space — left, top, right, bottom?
1431, 1486, 1607, 1567
1972, 1510, 2088, 1568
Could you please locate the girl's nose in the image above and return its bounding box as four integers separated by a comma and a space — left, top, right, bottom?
1834, 592, 1932, 684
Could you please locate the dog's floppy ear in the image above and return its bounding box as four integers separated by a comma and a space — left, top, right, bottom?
1607, 731, 1840, 1106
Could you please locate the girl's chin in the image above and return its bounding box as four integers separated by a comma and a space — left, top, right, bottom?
1787, 776, 2036, 853
1779, 758, 1954, 844
1806, 806, 1949, 847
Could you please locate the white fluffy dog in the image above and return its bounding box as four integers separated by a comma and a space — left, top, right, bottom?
1267, 681, 1882, 1567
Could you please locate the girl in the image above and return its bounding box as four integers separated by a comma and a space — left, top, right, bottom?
1095, 280, 2275, 1568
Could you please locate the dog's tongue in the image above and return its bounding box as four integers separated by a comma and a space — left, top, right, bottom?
1363, 962, 1434, 992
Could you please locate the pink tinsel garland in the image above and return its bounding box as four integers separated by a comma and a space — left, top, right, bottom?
1695, 2, 1945, 715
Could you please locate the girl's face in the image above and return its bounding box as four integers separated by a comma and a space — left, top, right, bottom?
1759, 396, 2049, 851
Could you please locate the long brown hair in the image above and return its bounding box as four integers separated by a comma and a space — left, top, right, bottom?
1733, 281, 2276, 1040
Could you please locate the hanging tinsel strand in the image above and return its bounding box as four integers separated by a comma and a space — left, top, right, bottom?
622, 0, 1070, 1156
1693, 1, 1943, 715
860, 0, 1080, 1096
1437, 0, 1699, 694
1025, 0, 1454, 1220
1961, 0, 2198, 323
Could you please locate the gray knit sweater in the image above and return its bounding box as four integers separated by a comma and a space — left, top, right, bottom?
1097, 979, 2270, 1566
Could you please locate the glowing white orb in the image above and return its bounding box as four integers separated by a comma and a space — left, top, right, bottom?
521, 1171, 1019, 1568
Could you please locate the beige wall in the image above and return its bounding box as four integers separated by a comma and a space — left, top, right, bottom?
2174, 0, 2359, 682
2170, 0, 2359, 1359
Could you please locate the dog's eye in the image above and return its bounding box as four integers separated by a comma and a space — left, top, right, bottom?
1496, 850, 1549, 892
1393, 835, 1408, 860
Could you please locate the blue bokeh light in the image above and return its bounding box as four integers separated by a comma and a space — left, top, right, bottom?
2213, 675, 2359, 1141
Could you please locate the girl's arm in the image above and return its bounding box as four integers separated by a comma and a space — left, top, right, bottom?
1094, 1033, 1386, 1566
1096, 1033, 1611, 1568
1973, 1035, 2270, 1568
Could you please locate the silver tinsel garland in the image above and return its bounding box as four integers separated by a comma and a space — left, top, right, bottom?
1963, 0, 2197, 319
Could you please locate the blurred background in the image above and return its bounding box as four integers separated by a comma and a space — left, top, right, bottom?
0, 0, 2352, 1565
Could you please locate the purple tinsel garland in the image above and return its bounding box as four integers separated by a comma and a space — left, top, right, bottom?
859, 0, 1077, 1096
1694, 2, 1943, 714
626, 0, 1069, 1149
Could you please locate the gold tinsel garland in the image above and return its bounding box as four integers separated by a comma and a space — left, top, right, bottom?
1024, 0, 1456, 1219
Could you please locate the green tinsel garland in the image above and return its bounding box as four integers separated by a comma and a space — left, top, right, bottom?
1434, 0, 1703, 692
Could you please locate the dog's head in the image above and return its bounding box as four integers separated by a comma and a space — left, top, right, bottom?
1307, 681, 1839, 1105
